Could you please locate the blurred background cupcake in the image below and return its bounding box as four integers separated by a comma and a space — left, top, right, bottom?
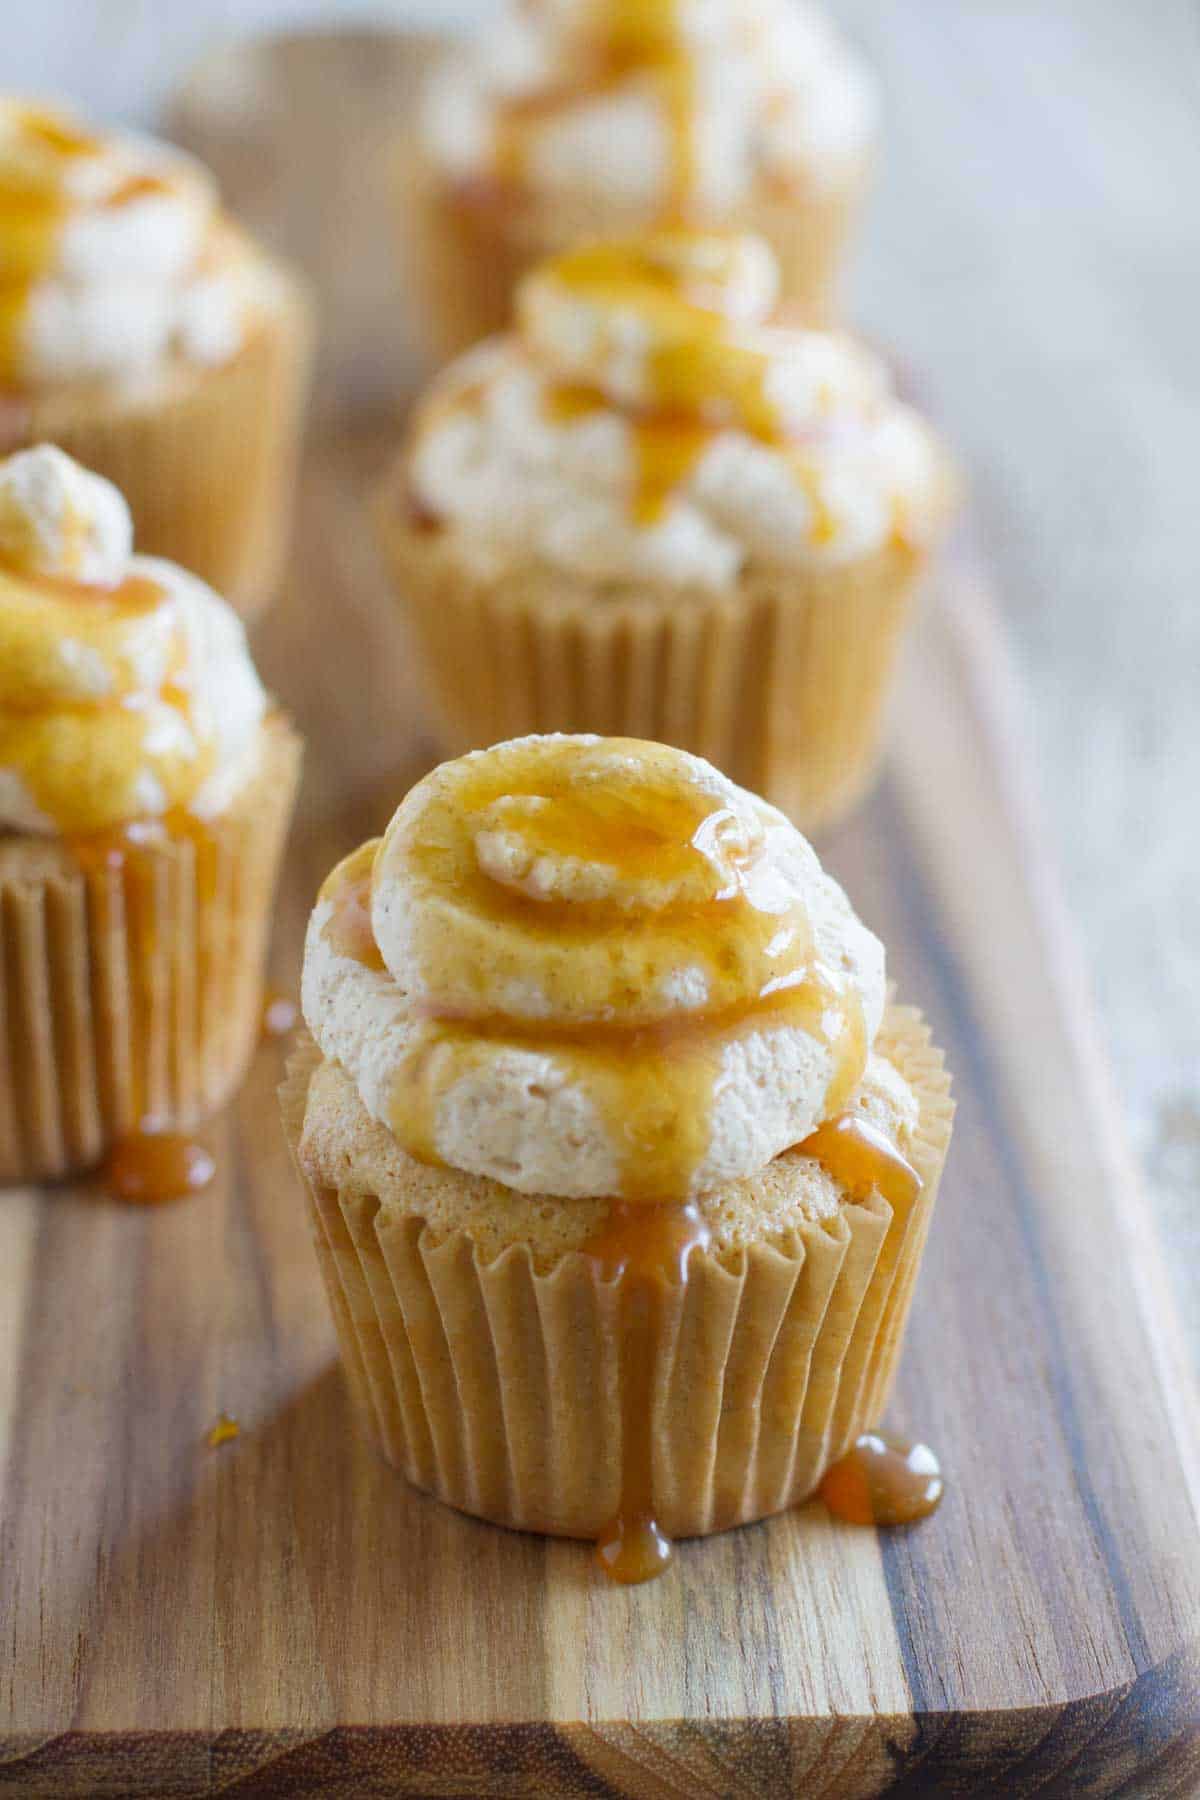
0, 445, 300, 1183
0, 98, 312, 618
405, 0, 878, 359
376, 230, 953, 832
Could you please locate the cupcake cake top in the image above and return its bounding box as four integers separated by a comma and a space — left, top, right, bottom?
0, 99, 262, 387
302, 733, 915, 1203
406, 230, 951, 588
0, 445, 267, 834
422, 0, 877, 215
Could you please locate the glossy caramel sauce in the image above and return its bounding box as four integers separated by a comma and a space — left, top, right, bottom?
587, 1200, 711, 1581
544, 239, 779, 436
547, 383, 719, 526
104, 1131, 216, 1204
0, 564, 223, 836
0, 108, 91, 382
797, 1111, 922, 1214
531, 237, 808, 525
819, 1431, 944, 1528
492, 0, 694, 218
0, 106, 171, 388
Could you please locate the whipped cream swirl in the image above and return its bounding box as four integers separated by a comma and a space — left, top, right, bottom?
0, 445, 266, 834
303, 735, 892, 1201
408, 231, 951, 587
0, 99, 248, 386
422, 0, 877, 212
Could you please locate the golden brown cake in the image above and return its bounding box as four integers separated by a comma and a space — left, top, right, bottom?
376, 232, 955, 832
0, 99, 312, 617
0, 445, 300, 1183
404, 0, 877, 357
281, 734, 953, 1578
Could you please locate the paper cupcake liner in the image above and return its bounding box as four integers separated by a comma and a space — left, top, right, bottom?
11, 253, 313, 621
0, 716, 301, 1185
376, 505, 927, 834
399, 146, 867, 360
281, 1006, 953, 1541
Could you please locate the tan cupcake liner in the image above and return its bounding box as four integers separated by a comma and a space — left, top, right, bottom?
376, 502, 928, 834
5, 253, 313, 621
0, 715, 301, 1185
399, 143, 867, 361
281, 1005, 953, 1542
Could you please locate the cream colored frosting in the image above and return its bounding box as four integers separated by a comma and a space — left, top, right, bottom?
422, 0, 877, 211
302, 734, 910, 1202
407, 232, 950, 587
0, 99, 249, 387
0, 446, 266, 834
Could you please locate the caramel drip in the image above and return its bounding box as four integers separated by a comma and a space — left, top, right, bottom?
628, 412, 714, 524
587, 1199, 710, 1582
546, 383, 719, 525
585, 1116, 926, 1583
0, 107, 172, 389
0, 190, 62, 383
0, 567, 226, 835
492, 0, 694, 216
104, 1131, 216, 1204
388, 974, 864, 1201
819, 1431, 944, 1527
0, 108, 81, 383
544, 241, 779, 437
797, 1111, 923, 1212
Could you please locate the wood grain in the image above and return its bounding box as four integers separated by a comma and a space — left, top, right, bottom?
0, 30, 1197, 1799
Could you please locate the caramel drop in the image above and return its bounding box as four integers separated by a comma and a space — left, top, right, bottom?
105, 1133, 216, 1205
819, 1431, 944, 1528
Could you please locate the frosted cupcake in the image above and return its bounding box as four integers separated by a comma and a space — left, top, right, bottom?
376, 232, 953, 832
407, 0, 877, 356
0, 99, 312, 617
281, 734, 953, 1578
0, 445, 301, 1184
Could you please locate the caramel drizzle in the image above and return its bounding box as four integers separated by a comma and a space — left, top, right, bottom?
320, 763, 868, 1206
492, 0, 695, 218
0, 567, 220, 833
535, 241, 805, 524
0, 106, 173, 388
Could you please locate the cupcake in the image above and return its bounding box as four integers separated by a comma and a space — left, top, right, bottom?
281, 734, 953, 1579
376, 232, 953, 833
406, 0, 877, 357
0, 445, 301, 1184
0, 99, 312, 618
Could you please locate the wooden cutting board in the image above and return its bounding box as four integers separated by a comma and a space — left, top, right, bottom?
2, 32, 1198, 1800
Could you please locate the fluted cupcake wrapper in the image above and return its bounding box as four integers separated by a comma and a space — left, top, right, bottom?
0, 716, 301, 1185
7, 255, 313, 621
399, 141, 868, 362
376, 506, 927, 834
281, 1006, 953, 1542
